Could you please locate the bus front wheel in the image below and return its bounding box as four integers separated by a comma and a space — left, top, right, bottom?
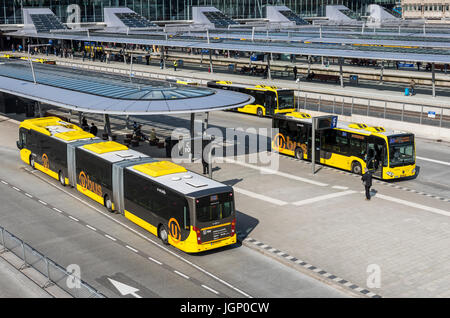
159, 225, 169, 245
29, 155, 35, 169
257, 108, 264, 117
351, 161, 362, 175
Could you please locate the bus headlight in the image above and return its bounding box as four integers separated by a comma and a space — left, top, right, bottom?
411, 168, 416, 175
386, 171, 394, 177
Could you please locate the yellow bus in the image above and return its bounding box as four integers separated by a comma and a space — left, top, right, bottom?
272, 112, 416, 180
207, 81, 296, 117
17, 117, 236, 253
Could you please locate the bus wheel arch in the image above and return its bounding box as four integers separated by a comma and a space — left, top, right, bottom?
158, 224, 169, 245
295, 147, 304, 160
58, 170, 66, 186
351, 161, 362, 175
257, 108, 264, 117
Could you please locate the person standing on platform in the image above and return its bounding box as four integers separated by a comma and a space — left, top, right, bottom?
361, 169, 373, 201
89, 123, 98, 136
293, 66, 298, 80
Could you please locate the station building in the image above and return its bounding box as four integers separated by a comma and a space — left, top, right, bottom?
0, 0, 397, 24
402, 0, 450, 20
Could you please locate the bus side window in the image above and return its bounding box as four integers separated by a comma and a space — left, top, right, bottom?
254, 91, 265, 106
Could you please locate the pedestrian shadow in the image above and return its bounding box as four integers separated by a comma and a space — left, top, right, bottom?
370, 189, 378, 197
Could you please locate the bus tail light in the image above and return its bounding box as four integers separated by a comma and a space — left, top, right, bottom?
193, 226, 202, 244
231, 218, 236, 236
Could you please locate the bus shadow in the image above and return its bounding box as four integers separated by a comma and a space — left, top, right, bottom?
189, 210, 259, 256
222, 178, 243, 187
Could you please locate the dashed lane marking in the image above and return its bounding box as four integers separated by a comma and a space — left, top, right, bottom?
174, 270, 190, 280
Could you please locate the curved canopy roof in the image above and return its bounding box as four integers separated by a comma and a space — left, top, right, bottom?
0, 59, 254, 115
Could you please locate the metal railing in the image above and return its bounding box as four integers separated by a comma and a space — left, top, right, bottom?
8, 50, 450, 130
0, 225, 105, 298
297, 92, 450, 129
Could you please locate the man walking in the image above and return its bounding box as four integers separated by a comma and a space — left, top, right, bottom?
293, 66, 298, 80
361, 169, 373, 201
173, 59, 178, 71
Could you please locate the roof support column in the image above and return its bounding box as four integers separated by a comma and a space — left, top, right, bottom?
339, 57, 344, 88
190, 113, 195, 162
379, 61, 384, 84
267, 55, 271, 80
104, 114, 112, 137
161, 46, 165, 69
307, 56, 311, 77
209, 49, 213, 73
432, 62, 436, 97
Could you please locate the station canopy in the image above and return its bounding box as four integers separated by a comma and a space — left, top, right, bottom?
0, 59, 253, 115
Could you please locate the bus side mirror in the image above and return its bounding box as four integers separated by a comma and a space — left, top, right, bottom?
16, 140, 23, 150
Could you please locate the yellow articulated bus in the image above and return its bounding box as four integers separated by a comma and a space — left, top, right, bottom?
207, 81, 296, 117
19, 56, 56, 64
17, 117, 236, 253
272, 112, 416, 180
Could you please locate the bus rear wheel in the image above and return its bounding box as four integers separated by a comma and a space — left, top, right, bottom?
104, 195, 113, 213
295, 147, 304, 160
257, 108, 264, 117
58, 171, 66, 186
158, 225, 169, 245
351, 161, 362, 175
29, 155, 35, 169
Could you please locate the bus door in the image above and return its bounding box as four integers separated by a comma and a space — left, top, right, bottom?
367, 135, 386, 178
307, 126, 321, 163
265, 91, 277, 116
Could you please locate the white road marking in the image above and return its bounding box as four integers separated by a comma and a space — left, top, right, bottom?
86, 225, 97, 231
68, 216, 79, 222
125, 245, 139, 253
1, 180, 8, 184
174, 270, 190, 280
25, 193, 33, 198
292, 190, 357, 206
38, 200, 47, 205
233, 187, 288, 206
224, 157, 329, 187
332, 185, 349, 190
52, 207, 62, 213
12, 186, 21, 191
104, 234, 117, 241
375, 193, 450, 217
148, 257, 163, 265
416, 156, 450, 167
201, 285, 220, 295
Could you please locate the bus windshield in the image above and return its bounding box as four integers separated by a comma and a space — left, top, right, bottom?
196, 193, 234, 223
277, 90, 295, 110
389, 135, 415, 167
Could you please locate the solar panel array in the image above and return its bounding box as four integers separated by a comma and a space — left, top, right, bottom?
203, 11, 239, 28
278, 10, 309, 25
115, 12, 157, 28
30, 14, 67, 33
339, 9, 362, 21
